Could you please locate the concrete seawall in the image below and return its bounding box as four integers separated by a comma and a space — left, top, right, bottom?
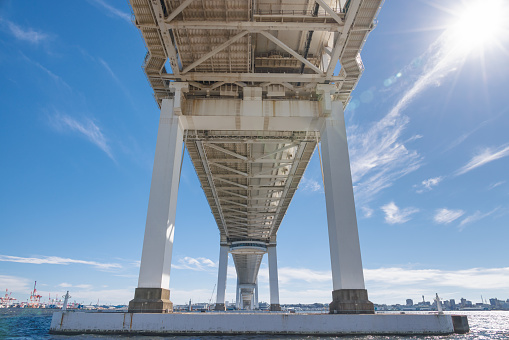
50, 311, 469, 335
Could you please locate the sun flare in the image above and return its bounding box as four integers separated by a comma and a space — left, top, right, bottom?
448, 0, 509, 53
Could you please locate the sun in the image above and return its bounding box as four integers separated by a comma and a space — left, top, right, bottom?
447, 0, 509, 54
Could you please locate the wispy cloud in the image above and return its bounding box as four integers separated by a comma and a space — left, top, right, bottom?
488, 181, 506, 190
381, 202, 419, 224
299, 176, 322, 193
49, 112, 114, 159
0, 254, 121, 270
172, 256, 217, 271
98, 57, 133, 102
434, 208, 465, 224
98, 58, 119, 80
88, 0, 131, 23
1, 18, 49, 44
361, 206, 374, 218
455, 144, 509, 176
415, 176, 443, 193
349, 114, 421, 204
20, 52, 72, 92
459, 208, 499, 231
349, 16, 485, 202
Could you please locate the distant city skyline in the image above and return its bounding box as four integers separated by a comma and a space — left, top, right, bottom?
1, 0, 508, 306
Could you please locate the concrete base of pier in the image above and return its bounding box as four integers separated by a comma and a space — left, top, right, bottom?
214, 303, 225, 311
128, 288, 173, 313
50, 311, 469, 335
329, 289, 374, 314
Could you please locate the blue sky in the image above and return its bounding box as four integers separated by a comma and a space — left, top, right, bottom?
1, 0, 508, 306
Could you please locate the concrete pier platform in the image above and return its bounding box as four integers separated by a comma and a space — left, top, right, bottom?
50, 311, 469, 335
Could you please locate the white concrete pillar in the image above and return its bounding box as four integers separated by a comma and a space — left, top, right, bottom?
236, 278, 240, 309
137, 98, 184, 289
268, 245, 281, 310
320, 100, 366, 290
215, 244, 229, 310
255, 280, 259, 309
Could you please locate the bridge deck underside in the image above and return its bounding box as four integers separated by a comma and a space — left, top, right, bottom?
131, 0, 383, 104
186, 130, 317, 284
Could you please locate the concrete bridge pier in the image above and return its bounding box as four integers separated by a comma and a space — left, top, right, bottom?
128, 98, 184, 313
214, 244, 229, 311
321, 99, 374, 314
235, 278, 240, 309
254, 279, 259, 309
268, 244, 281, 311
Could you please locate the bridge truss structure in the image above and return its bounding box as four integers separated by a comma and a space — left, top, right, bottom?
128, 0, 383, 313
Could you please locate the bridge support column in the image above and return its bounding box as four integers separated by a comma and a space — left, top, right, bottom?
129, 98, 184, 313
214, 244, 229, 311
320, 100, 374, 314
268, 245, 281, 311
235, 278, 240, 309
254, 279, 259, 309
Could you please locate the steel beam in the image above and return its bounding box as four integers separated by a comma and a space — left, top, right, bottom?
166, 0, 196, 22
325, 0, 362, 79
156, 72, 343, 83
259, 31, 323, 75
181, 31, 249, 74
167, 21, 342, 32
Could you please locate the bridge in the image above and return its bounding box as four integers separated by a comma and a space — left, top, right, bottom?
127, 0, 383, 314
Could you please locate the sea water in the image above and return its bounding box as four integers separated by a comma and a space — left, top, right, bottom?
0, 309, 508, 339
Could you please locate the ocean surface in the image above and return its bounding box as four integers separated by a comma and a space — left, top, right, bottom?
0, 309, 508, 339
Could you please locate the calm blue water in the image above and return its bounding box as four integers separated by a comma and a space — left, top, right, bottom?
0, 309, 508, 339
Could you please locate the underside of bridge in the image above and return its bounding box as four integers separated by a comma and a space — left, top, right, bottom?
127, 0, 383, 313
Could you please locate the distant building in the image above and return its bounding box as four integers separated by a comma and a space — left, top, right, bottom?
406, 299, 413, 306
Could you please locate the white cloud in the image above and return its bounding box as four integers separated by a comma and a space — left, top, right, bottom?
278, 267, 331, 284
241, 265, 509, 304
415, 176, 443, 193
2, 19, 49, 44
172, 256, 217, 271
381, 202, 419, 224
456, 144, 509, 176
349, 114, 421, 204
88, 0, 132, 23
488, 181, 506, 190
459, 208, 499, 230
365, 267, 509, 290
299, 176, 322, 192
434, 208, 465, 224
0, 254, 121, 270
49, 112, 113, 159
20, 52, 72, 92
0, 275, 31, 294
58, 282, 93, 289
361, 206, 374, 218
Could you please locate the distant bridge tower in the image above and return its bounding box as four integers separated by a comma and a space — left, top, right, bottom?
128, 0, 382, 314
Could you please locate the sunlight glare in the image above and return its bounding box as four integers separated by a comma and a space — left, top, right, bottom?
448, 0, 509, 53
